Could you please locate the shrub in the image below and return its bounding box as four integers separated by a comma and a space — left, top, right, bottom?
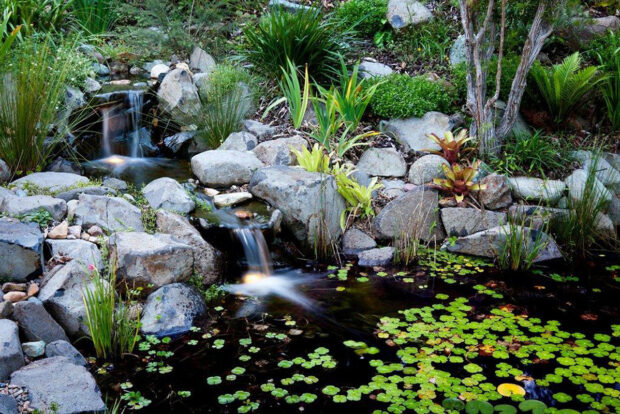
451, 55, 521, 104
242, 6, 355, 81
387, 19, 459, 66
590, 31, 620, 129
334, 0, 387, 38
368, 74, 452, 119
530, 52, 604, 124
0, 12, 20, 60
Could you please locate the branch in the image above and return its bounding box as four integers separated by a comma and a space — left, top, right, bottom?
485, 0, 506, 111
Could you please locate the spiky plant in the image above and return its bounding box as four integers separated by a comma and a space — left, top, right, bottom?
428, 129, 474, 164
433, 160, 486, 203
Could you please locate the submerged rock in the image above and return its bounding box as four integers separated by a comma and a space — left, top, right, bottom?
142, 177, 195, 214
356, 148, 407, 178
141, 283, 207, 337
0, 319, 24, 380
192, 150, 264, 187
0, 219, 44, 281
381, 112, 450, 153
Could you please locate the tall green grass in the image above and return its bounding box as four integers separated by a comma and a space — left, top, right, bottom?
498, 218, 550, 272
71, 0, 117, 35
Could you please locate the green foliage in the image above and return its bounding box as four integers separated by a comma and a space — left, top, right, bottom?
488, 131, 572, 178
368, 74, 452, 119
386, 19, 459, 67
199, 64, 258, 107
0, 0, 71, 35
17, 209, 53, 227
0, 38, 72, 176
591, 31, 620, 129
265, 60, 311, 129
530, 53, 604, 124
333, 0, 387, 38
498, 217, 550, 272
451, 55, 521, 104
56, 41, 96, 88
333, 165, 382, 229
291, 143, 331, 173
71, 0, 116, 34
242, 6, 355, 81
0, 12, 20, 60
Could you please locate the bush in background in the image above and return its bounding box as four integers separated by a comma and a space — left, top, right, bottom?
367, 74, 452, 119
334, 0, 387, 38
451, 55, 521, 105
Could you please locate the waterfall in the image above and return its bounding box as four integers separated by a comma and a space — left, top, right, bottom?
234, 228, 272, 276
127, 90, 144, 158
100, 106, 113, 157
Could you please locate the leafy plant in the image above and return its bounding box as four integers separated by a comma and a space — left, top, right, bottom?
71, 0, 117, 34
0, 12, 20, 60
498, 216, 550, 272
309, 94, 340, 148
433, 160, 486, 203
291, 143, 331, 173
242, 5, 355, 81
1, 0, 71, 35
333, 165, 382, 229
333, 0, 387, 38
530, 52, 604, 124
368, 73, 452, 119
265, 60, 311, 129
333, 127, 378, 158
428, 129, 474, 164
597, 38, 620, 129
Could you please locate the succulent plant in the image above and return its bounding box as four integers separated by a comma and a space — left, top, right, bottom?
433, 160, 486, 203
428, 129, 474, 164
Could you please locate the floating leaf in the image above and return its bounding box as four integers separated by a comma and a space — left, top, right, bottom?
442, 398, 465, 411
497, 383, 525, 397
518, 400, 547, 414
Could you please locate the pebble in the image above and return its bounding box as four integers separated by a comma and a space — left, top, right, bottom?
26, 284, 39, 298
204, 188, 219, 197
22, 341, 46, 358
87, 225, 104, 237
2, 283, 27, 293
235, 210, 254, 220
2, 292, 26, 303
68, 225, 82, 239
0, 383, 32, 413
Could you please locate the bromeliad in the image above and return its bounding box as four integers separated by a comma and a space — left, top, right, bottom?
428, 129, 474, 164
433, 160, 486, 203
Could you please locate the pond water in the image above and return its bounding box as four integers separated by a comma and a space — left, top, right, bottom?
88, 248, 620, 413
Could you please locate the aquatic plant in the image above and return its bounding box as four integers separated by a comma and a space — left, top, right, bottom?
428, 129, 474, 164
432, 160, 486, 203
498, 217, 550, 272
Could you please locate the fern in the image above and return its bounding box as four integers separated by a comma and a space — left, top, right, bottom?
530, 52, 604, 124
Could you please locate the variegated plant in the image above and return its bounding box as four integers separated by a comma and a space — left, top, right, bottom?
433, 160, 486, 203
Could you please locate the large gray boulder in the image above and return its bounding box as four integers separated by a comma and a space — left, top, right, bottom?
10, 356, 106, 414
0, 394, 18, 414
12, 298, 69, 343
408, 154, 449, 184
38, 261, 101, 337
508, 177, 566, 204
0, 219, 43, 281
373, 187, 445, 242
75, 194, 144, 232
155, 210, 221, 284
46, 239, 103, 270
110, 232, 195, 288
249, 167, 346, 244
142, 177, 195, 214
141, 283, 206, 337
356, 148, 407, 178
1, 195, 67, 221
443, 225, 562, 262
572, 150, 620, 190
381, 112, 450, 153
565, 169, 612, 205
252, 136, 307, 166
387, 0, 432, 30
191, 150, 264, 187
478, 173, 513, 210
158, 67, 201, 123
45, 340, 88, 367
163, 131, 196, 154
218, 131, 258, 151
11, 172, 88, 193
342, 228, 377, 256
0, 319, 23, 380
358, 247, 394, 267
189, 46, 216, 73
441, 208, 506, 237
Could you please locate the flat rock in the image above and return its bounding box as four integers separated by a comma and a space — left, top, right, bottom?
565, 169, 612, 205
55, 186, 114, 202
102, 177, 128, 191
358, 247, 394, 267
356, 148, 407, 177
141, 283, 207, 337
142, 177, 195, 214
408, 154, 449, 184
441, 208, 506, 237
0, 394, 18, 414
45, 340, 88, 367
11, 172, 88, 193
508, 177, 566, 204
189, 46, 216, 73
244, 120, 275, 140
478, 174, 513, 210
373, 187, 445, 242
0, 319, 24, 380
342, 228, 377, 256
0, 219, 43, 281
46, 239, 103, 270
110, 232, 194, 288
218, 131, 258, 151
443, 225, 562, 262
252, 136, 307, 166
359, 61, 393, 78
10, 356, 106, 413
2, 195, 67, 221
249, 166, 345, 245
191, 150, 264, 187
75, 194, 144, 232
381, 112, 450, 153
213, 192, 253, 208
13, 298, 69, 343
387, 0, 432, 29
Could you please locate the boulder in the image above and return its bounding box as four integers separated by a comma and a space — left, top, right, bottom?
83, 77, 101, 94
150, 63, 169, 79
155, 210, 221, 284
441, 208, 506, 237
218, 131, 258, 151
605, 152, 620, 172
12, 298, 69, 343
572, 150, 620, 190
252, 136, 307, 166
387, 0, 432, 30
561, 16, 620, 48
249, 166, 346, 244
38, 261, 101, 337
10, 356, 106, 413
141, 283, 207, 337
373, 187, 445, 242
0, 394, 18, 414
478, 174, 512, 210
358, 247, 394, 267
0, 319, 23, 380
55, 186, 114, 202
1, 195, 67, 221
508, 177, 566, 204
0, 158, 11, 183
359, 61, 393, 78
0, 219, 43, 281
11, 172, 88, 193
46, 239, 103, 270
443, 225, 562, 262
142, 177, 195, 214
356, 148, 407, 178
191, 150, 264, 187
342, 228, 377, 256
565, 169, 612, 205
22, 341, 46, 358
158, 67, 201, 123
163, 131, 196, 154
189, 47, 216, 73
102, 177, 128, 191
110, 232, 195, 288
45, 340, 88, 367
449, 34, 466, 66
75, 194, 144, 232
244, 120, 275, 141
381, 112, 450, 153
408, 154, 449, 184
0, 301, 13, 318
610, 195, 620, 226
213, 192, 253, 208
